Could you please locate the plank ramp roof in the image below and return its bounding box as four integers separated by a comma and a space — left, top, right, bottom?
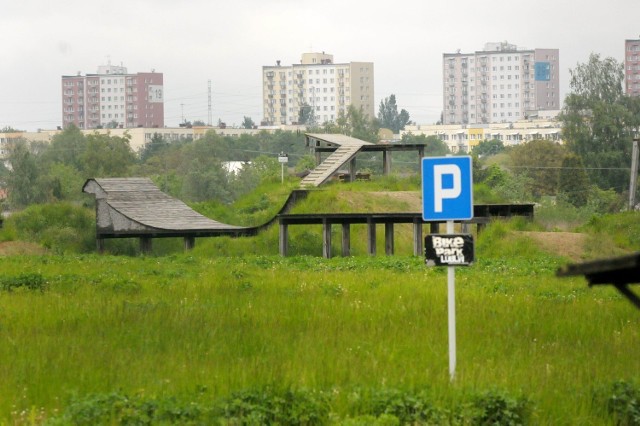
83, 178, 248, 236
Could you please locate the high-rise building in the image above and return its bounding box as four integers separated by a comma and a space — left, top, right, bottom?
61, 63, 164, 130
625, 39, 640, 97
443, 42, 560, 125
262, 52, 374, 126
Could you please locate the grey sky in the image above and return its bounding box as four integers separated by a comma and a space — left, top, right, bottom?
1, 0, 638, 131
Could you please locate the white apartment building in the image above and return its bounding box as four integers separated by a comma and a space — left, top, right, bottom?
262, 52, 374, 126
443, 42, 560, 125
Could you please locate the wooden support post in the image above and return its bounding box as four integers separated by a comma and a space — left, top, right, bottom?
140, 237, 152, 254
315, 150, 322, 166
461, 222, 470, 233
413, 219, 423, 256
430, 222, 440, 234
97, 238, 105, 254
418, 146, 425, 178
383, 151, 392, 175
322, 219, 332, 259
341, 223, 351, 257
279, 222, 288, 256
184, 236, 195, 250
385, 222, 394, 255
367, 218, 376, 255
349, 158, 357, 183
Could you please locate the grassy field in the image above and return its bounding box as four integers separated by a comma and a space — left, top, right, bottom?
0, 225, 639, 424
0, 181, 639, 424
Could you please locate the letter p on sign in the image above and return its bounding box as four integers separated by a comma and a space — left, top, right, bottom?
434, 164, 461, 212
422, 156, 473, 221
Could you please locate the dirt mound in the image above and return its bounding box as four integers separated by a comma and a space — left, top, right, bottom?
518, 231, 586, 261
0, 241, 47, 256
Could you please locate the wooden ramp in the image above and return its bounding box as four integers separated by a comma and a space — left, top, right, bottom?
83, 178, 309, 252
83, 178, 251, 239
301, 134, 373, 187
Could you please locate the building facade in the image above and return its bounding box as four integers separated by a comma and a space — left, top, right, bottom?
61, 63, 164, 130
402, 118, 563, 153
443, 42, 560, 125
262, 52, 374, 126
625, 39, 640, 97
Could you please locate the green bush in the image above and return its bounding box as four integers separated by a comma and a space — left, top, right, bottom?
212, 388, 330, 425
4, 203, 95, 253
351, 387, 445, 425
467, 389, 531, 425
602, 380, 640, 426
48, 392, 205, 426
0, 273, 47, 292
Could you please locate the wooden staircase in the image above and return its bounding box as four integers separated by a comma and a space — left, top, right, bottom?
300, 142, 368, 187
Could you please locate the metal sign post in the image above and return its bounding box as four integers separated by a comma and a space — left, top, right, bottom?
278, 152, 288, 184
422, 156, 473, 382
446, 220, 456, 380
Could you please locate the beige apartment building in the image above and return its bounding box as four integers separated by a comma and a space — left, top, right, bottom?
262, 52, 374, 126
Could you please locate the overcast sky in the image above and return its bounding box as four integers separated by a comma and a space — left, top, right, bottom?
1, 0, 638, 131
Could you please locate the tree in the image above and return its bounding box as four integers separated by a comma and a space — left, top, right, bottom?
377, 94, 412, 133
1, 126, 23, 133
400, 133, 449, 156
473, 139, 505, 157
328, 105, 379, 142
241, 116, 255, 129
139, 133, 169, 163
508, 139, 567, 198
560, 53, 637, 191
6, 139, 43, 207
41, 124, 86, 170
298, 103, 314, 126
179, 137, 231, 202
558, 153, 590, 207
81, 132, 136, 177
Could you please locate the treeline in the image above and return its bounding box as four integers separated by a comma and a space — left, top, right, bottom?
0, 126, 318, 209
0, 111, 450, 211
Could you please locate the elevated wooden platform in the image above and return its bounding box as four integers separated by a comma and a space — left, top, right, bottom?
277, 204, 535, 257
82, 178, 307, 252
303, 133, 432, 187
300, 134, 373, 187
83, 178, 534, 257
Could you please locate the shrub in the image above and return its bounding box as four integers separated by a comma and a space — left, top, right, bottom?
48, 392, 205, 426
347, 387, 445, 425
212, 388, 330, 425
467, 389, 531, 425
602, 380, 640, 425
5, 203, 95, 253
0, 273, 47, 292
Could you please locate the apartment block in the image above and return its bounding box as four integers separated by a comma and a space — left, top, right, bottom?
625, 39, 640, 97
262, 52, 374, 125
61, 63, 164, 130
443, 42, 559, 125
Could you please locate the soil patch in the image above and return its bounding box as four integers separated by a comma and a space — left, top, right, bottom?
0, 241, 47, 256
518, 231, 586, 261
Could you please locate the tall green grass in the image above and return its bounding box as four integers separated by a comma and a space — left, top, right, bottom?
0, 246, 637, 424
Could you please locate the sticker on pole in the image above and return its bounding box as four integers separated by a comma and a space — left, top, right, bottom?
422, 156, 473, 221
425, 234, 474, 266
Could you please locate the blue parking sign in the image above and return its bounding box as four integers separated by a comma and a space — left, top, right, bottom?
422, 156, 473, 221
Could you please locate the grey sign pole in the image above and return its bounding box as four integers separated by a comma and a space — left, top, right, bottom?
630, 139, 639, 210
446, 220, 456, 381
